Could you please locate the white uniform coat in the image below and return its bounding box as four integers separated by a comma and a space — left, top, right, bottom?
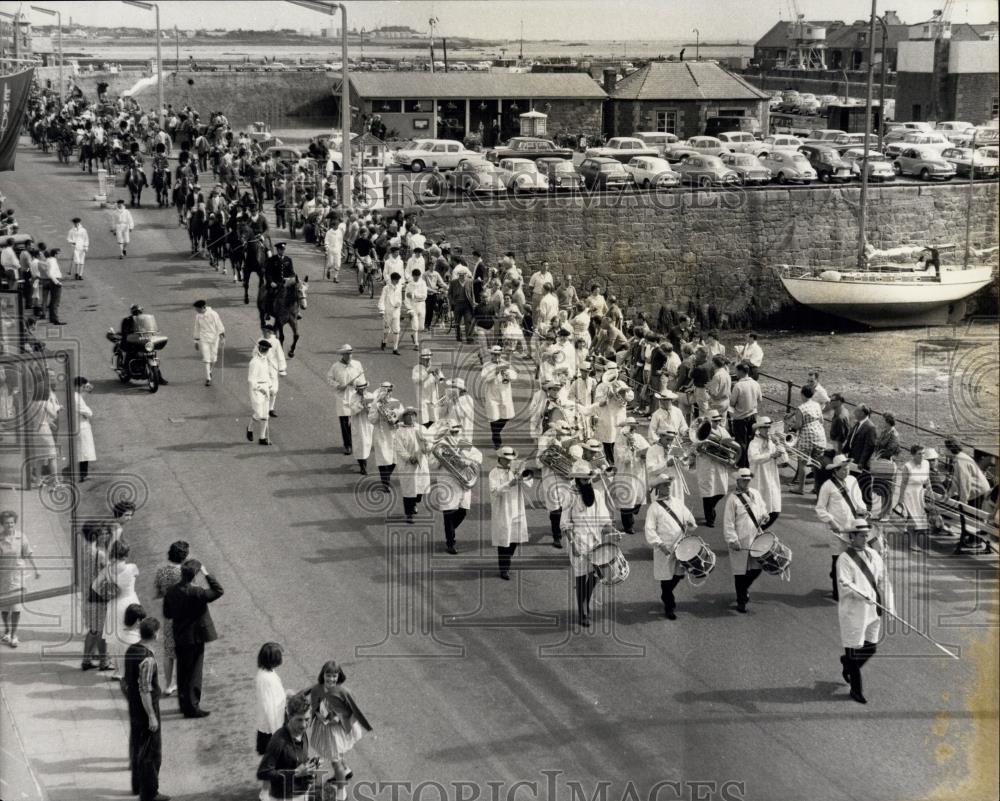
489, 466, 529, 547
395, 424, 430, 497
193, 307, 225, 364
481, 362, 517, 421
67, 225, 89, 264
722, 488, 768, 575
412, 365, 440, 425
815, 474, 866, 554
645, 497, 698, 579
368, 395, 401, 466
538, 432, 574, 513
264, 334, 287, 400
563, 489, 613, 577
248, 353, 271, 419
837, 547, 894, 648
748, 437, 784, 514
431, 445, 482, 511
648, 406, 687, 441
645, 444, 687, 502
326, 360, 365, 418
348, 391, 375, 460
612, 432, 650, 508
383, 255, 404, 283
695, 425, 733, 497
112, 207, 134, 244
594, 383, 633, 444
74, 391, 97, 463
438, 392, 474, 443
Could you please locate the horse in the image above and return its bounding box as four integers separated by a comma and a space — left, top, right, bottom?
152, 163, 171, 208
125, 164, 148, 208
238, 222, 268, 305
225, 223, 245, 285
259, 276, 308, 358
172, 175, 191, 226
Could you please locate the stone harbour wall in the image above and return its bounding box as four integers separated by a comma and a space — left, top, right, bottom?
413, 182, 999, 328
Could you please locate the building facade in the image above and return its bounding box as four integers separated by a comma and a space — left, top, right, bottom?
896, 38, 999, 123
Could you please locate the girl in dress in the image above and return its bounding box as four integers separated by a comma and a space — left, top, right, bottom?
153, 540, 188, 696
895, 443, 931, 545
92, 539, 140, 679
308, 660, 372, 801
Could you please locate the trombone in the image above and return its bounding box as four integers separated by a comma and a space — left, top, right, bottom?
772, 422, 820, 468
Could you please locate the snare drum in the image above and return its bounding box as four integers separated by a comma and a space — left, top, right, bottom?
749, 531, 793, 576
589, 543, 630, 586
674, 536, 717, 579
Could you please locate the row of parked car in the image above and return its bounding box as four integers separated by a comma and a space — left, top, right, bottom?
769, 89, 865, 116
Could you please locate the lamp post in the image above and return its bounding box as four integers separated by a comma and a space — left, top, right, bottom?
693, 29, 699, 60
31, 6, 62, 109
121, 0, 162, 129
875, 14, 889, 151
286, 0, 352, 209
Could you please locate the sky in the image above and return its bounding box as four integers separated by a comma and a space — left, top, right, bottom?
17, 0, 999, 39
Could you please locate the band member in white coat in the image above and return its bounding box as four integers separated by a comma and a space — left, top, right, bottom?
71, 377, 97, 481
816, 454, 869, 601
431, 423, 482, 554
722, 468, 769, 613
527, 381, 572, 440
644, 473, 698, 619
246, 339, 273, 445
566, 360, 597, 440
378, 272, 404, 355
369, 382, 402, 491
438, 378, 474, 443
326, 344, 365, 455
612, 417, 649, 534
411, 349, 441, 428
747, 417, 786, 526
111, 199, 134, 258
648, 390, 688, 442
594, 377, 633, 465
262, 325, 287, 417
694, 410, 734, 527
481, 346, 518, 449
645, 428, 688, 504
537, 420, 575, 549
837, 519, 894, 704
67, 217, 89, 279
394, 408, 430, 523
562, 469, 621, 627
489, 447, 531, 580
191, 300, 226, 386
347, 378, 374, 474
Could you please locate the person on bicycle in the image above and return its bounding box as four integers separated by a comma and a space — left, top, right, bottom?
423, 266, 448, 330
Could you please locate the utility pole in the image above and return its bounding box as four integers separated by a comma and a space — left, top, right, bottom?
519, 19, 523, 61
174, 25, 179, 72
857, 0, 877, 271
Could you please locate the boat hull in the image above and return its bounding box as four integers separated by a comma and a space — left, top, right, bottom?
779, 267, 995, 328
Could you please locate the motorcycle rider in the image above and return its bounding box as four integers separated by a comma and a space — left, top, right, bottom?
263, 242, 298, 323
116, 304, 168, 384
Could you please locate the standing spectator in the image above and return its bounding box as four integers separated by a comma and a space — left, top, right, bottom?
257, 694, 319, 801
844, 404, 878, 509
112, 198, 135, 258
256, 642, 290, 799
66, 217, 89, 279
736, 332, 764, 379
790, 385, 827, 496
79, 521, 113, 671
123, 617, 166, 801
308, 660, 373, 801
153, 540, 189, 697
192, 300, 226, 387
92, 539, 140, 678
247, 339, 273, 446
806, 369, 830, 408
39, 247, 66, 325
729, 362, 761, 468
71, 376, 96, 481
0, 511, 41, 648
448, 271, 475, 343
163, 558, 224, 718
828, 393, 852, 451
943, 437, 993, 553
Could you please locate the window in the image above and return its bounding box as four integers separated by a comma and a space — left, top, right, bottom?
992, 96, 999, 118
404, 99, 430, 113
447, 144, 460, 152
719, 108, 745, 117
373, 99, 402, 113
655, 110, 678, 134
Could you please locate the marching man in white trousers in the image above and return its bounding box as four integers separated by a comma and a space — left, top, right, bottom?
67, 217, 89, 279
192, 300, 225, 386
263, 325, 287, 416
246, 339, 273, 446
111, 199, 134, 258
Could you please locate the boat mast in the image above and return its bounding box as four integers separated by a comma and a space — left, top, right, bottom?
857, 0, 878, 271
964, 129, 976, 268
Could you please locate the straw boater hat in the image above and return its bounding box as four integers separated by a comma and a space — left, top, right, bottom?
354, 377, 368, 388
338, 344, 353, 354
753, 416, 773, 430
497, 446, 517, 460
446, 377, 466, 390
619, 417, 638, 429
649, 473, 675, 490
708, 409, 722, 421
830, 453, 856, 470
736, 467, 753, 480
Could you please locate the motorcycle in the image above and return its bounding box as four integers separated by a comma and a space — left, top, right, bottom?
106, 322, 168, 393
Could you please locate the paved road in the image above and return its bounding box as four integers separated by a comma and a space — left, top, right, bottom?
3, 142, 998, 801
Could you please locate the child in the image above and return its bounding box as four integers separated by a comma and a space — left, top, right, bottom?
309, 660, 372, 801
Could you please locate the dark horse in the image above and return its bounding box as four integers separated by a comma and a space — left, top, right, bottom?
258, 276, 308, 358
172, 175, 191, 226
125, 164, 148, 208
237, 222, 268, 305
151, 162, 171, 208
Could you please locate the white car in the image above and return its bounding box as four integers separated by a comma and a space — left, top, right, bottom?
936, 121, 975, 142
497, 158, 549, 192
940, 146, 1000, 179
392, 139, 477, 172
758, 134, 804, 157
840, 148, 896, 181
623, 156, 681, 188
473, 61, 492, 71
759, 151, 817, 183
584, 136, 660, 162
266, 62, 289, 71
717, 131, 764, 155
898, 131, 953, 154
684, 135, 729, 157
451, 61, 471, 71
632, 131, 680, 157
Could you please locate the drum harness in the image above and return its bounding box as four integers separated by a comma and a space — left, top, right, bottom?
657, 499, 710, 587
843, 549, 883, 617
736, 491, 791, 581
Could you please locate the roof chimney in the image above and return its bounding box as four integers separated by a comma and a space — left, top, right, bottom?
603, 67, 618, 94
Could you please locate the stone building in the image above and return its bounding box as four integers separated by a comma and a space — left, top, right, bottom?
606, 61, 769, 139
343, 72, 607, 142
895, 36, 999, 123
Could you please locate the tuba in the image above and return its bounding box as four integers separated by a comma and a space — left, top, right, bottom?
539, 441, 577, 478
432, 439, 479, 489
377, 397, 400, 426
689, 420, 743, 468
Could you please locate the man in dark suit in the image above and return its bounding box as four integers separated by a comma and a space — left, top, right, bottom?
163, 559, 223, 718
844, 404, 878, 509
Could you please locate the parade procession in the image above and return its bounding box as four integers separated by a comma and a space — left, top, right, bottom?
1, 2, 998, 801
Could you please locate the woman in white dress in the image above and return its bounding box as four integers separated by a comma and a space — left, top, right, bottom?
72, 377, 96, 481
895, 444, 930, 539
92, 539, 140, 678
255, 642, 290, 800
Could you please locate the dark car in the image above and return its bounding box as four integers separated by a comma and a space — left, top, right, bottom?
536, 157, 582, 190
578, 157, 631, 189
798, 144, 854, 183
485, 137, 575, 163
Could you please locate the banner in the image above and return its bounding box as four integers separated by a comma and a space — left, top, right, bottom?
0, 68, 35, 172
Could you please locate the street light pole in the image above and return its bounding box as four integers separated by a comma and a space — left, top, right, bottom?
121, 1, 163, 129
31, 6, 62, 109
286, 0, 352, 209
693, 29, 699, 60
876, 15, 888, 151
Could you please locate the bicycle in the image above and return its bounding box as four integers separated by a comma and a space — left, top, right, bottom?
358, 256, 378, 299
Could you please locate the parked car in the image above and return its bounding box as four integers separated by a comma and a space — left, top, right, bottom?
473, 61, 492, 71
451, 61, 471, 71
584, 136, 660, 163
757, 134, 804, 157
804, 128, 849, 145
324, 62, 343, 71
936, 121, 975, 142
840, 148, 896, 181
720, 152, 772, 185
578, 157, 632, 189
798, 144, 854, 183
835, 132, 878, 152
624, 156, 681, 188
265, 62, 288, 71
392, 139, 477, 172
704, 116, 762, 139
893, 147, 956, 181
759, 151, 817, 183
263, 146, 305, 171
633, 131, 681, 156
897, 131, 953, 154
537, 157, 582, 190
674, 155, 739, 187
940, 146, 1000, 179
683, 136, 729, 158
717, 131, 764, 155
497, 158, 549, 192
446, 159, 508, 194
485, 137, 574, 163
797, 97, 822, 115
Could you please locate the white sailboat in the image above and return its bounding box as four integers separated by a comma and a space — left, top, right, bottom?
778, 1, 997, 329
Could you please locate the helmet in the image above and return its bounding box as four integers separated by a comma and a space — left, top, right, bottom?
130, 304, 143, 315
